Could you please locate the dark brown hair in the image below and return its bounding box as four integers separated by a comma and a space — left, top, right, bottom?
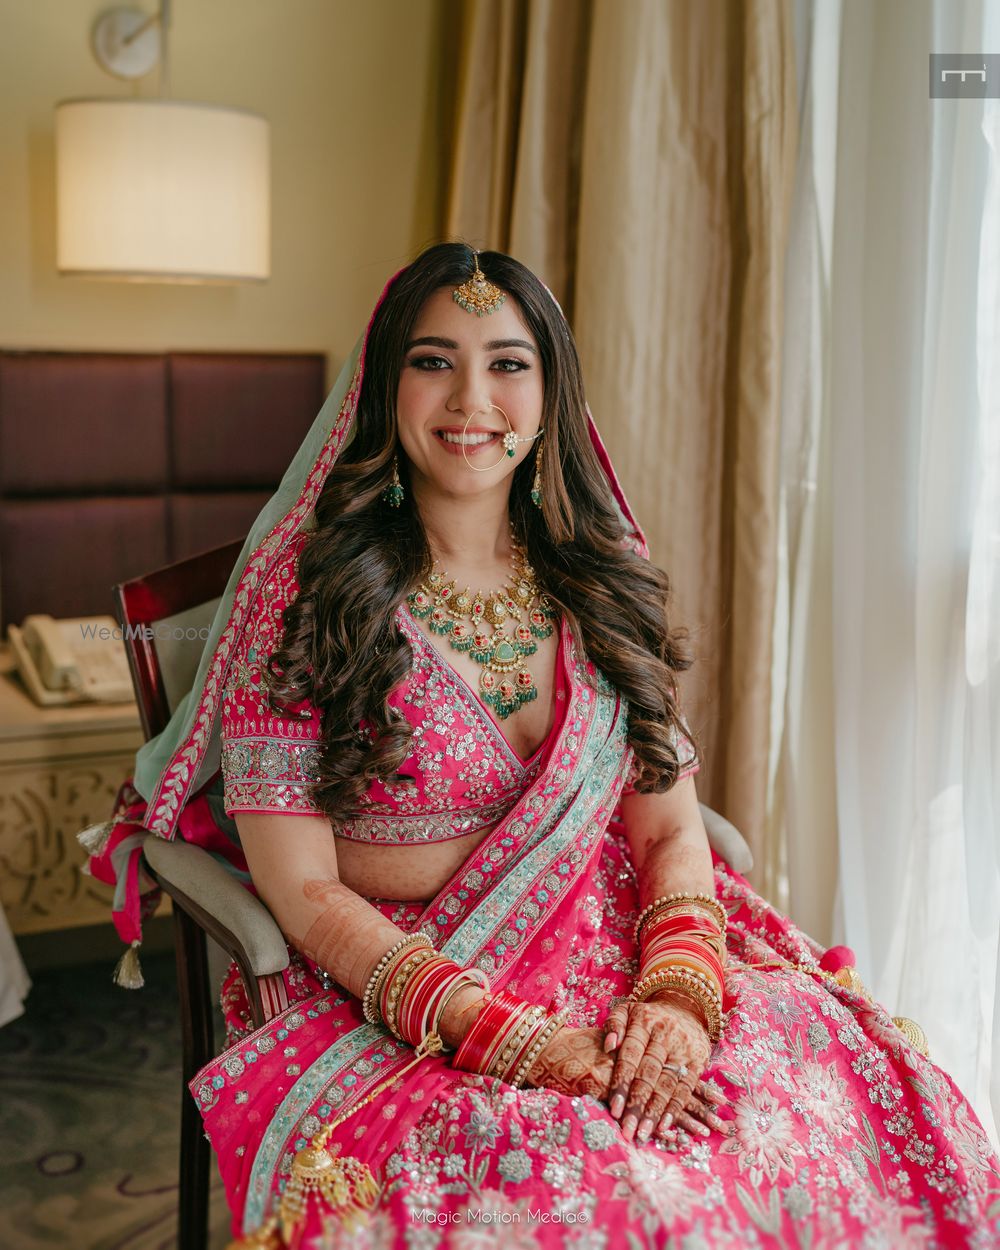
267, 243, 694, 823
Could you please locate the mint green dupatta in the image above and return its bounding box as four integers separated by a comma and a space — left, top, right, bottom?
132, 341, 364, 829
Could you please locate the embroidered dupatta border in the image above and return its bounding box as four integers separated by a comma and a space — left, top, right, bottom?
141, 358, 362, 836
240, 640, 630, 1231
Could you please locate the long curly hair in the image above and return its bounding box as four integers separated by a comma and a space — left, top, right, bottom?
266, 243, 695, 824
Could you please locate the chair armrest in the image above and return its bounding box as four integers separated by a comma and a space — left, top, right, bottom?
699, 803, 754, 875
143, 837, 289, 978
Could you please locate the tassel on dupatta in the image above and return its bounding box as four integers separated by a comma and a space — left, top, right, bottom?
112, 938, 145, 989
226, 1034, 444, 1248
892, 1015, 930, 1056
277, 1138, 378, 1240
77, 819, 115, 856
80, 779, 159, 989
821, 947, 930, 1057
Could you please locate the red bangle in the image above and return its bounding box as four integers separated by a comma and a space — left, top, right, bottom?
453, 990, 525, 1075
643, 916, 722, 945
643, 936, 725, 969
642, 933, 726, 977
397, 957, 454, 1046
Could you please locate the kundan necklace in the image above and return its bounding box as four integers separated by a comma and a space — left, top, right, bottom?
407, 533, 556, 720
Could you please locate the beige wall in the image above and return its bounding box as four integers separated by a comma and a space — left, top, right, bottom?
0, 0, 455, 378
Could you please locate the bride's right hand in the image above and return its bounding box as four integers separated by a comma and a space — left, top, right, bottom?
524, 1026, 615, 1099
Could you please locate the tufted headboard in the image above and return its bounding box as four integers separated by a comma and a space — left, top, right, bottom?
0, 350, 325, 632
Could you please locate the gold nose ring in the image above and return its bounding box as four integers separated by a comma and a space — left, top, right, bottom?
461, 406, 543, 473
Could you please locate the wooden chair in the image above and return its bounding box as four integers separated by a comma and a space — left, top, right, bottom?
114, 540, 292, 1250
113, 541, 755, 1250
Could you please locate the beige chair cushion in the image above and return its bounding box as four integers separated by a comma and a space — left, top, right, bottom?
143, 837, 288, 977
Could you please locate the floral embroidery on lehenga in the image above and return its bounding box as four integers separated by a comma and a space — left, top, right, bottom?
205, 833, 1000, 1249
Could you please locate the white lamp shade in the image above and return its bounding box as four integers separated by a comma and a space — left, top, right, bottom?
55, 99, 270, 282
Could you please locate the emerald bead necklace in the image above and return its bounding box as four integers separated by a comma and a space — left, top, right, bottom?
406, 534, 556, 720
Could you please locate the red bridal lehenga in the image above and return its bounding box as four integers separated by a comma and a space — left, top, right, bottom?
87, 257, 1000, 1249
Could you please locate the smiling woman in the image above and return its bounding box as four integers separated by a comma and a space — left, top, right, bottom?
398, 306, 543, 484
90, 244, 1000, 1248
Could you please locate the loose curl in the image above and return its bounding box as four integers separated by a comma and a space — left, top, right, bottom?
266, 243, 696, 825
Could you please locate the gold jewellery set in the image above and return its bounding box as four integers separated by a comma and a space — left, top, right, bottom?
407, 527, 556, 720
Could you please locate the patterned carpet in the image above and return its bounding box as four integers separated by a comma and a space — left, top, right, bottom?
0, 949, 232, 1250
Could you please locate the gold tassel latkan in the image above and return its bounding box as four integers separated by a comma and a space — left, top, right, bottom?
77, 819, 115, 856
832, 966, 871, 998
278, 1137, 379, 1241
113, 939, 144, 989
225, 1033, 445, 1247
832, 967, 931, 1057
893, 1016, 930, 1057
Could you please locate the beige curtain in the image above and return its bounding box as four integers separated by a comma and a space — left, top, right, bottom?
446, 0, 797, 890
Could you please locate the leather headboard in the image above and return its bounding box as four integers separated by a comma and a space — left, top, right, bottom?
0, 351, 325, 631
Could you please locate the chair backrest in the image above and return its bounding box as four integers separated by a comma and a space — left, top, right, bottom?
114, 538, 243, 741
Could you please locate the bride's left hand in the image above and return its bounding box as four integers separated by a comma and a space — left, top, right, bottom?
602, 993, 727, 1143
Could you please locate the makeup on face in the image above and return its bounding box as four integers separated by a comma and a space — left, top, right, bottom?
395, 289, 544, 484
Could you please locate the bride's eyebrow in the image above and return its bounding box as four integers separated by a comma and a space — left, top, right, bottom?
404, 336, 537, 354
485, 338, 536, 353
406, 336, 457, 350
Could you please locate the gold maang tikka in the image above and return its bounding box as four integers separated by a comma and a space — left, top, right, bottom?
453, 251, 506, 317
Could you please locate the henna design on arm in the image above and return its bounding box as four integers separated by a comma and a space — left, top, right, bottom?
525, 1028, 614, 1100
287, 877, 407, 998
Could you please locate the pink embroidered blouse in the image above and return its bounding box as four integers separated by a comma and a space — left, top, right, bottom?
220, 535, 697, 843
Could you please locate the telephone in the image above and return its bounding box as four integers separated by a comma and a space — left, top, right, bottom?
8, 614, 134, 706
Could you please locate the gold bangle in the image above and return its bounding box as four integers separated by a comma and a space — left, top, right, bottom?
634, 893, 726, 942
491, 1005, 543, 1081
639, 986, 722, 1044
385, 947, 436, 1040
499, 1007, 551, 1084
511, 1009, 568, 1088
633, 963, 722, 1003
361, 931, 433, 1025
370, 941, 429, 1029
631, 969, 724, 1042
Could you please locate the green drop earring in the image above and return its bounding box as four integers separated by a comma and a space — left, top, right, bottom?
531, 441, 544, 508
383, 456, 404, 508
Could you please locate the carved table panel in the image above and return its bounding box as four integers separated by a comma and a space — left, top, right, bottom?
0, 648, 144, 934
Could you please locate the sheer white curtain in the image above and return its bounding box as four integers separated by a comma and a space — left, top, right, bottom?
772, 0, 1000, 1141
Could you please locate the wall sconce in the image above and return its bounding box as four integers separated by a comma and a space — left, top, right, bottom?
55, 4, 270, 284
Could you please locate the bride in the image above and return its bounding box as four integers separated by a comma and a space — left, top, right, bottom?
91, 243, 1000, 1247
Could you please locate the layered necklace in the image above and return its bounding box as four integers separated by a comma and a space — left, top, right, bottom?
407, 532, 557, 720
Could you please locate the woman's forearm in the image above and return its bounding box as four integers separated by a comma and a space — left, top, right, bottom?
287, 879, 488, 1045
633, 825, 715, 906
621, 777, 715, 906
236, 813, 488, 1044
261, 869, 405, 999
620, 781, 721, 1032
